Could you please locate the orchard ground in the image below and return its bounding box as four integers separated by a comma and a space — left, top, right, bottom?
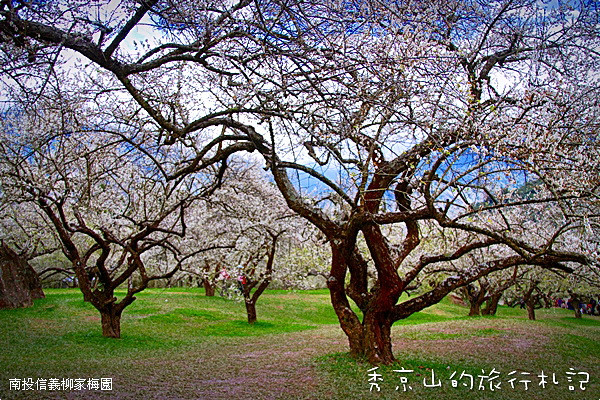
0, 288, 599, 400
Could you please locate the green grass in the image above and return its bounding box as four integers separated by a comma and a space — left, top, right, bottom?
1, 288, 599, 399
0, 289, 338, 370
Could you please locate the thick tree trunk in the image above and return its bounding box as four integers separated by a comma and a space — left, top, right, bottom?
346, 327, 366, 359
240, 233, 278, 325
469, 301, 482, 316
342, 311, 396, 364
100, 308, 122, 338
327, 237, 401, 365
82, 290, 93, 302
461, 283, 487, 317
482, 293, 501, 316
523, 281, 539, 321
363, 312, 395, 364
203, 279, 215, 297
0, 244, 44, 309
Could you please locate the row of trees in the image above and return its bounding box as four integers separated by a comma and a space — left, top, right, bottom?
0, 108, 318, 330
457, 266, 600, 320
1, 0, 599, 364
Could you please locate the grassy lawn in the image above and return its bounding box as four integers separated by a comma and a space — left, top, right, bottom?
1, 288, 599, 399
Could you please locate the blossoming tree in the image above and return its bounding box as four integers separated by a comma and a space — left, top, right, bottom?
1, 0, 599, 363
0, 95, 236, 337
236, 0, 600, 363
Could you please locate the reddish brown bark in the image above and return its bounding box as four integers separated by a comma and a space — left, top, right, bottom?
245, 299, 257, 324
100, 307, 123, 338
469, 302, 482, 316
332, 306, 396, 364
523, 281, 540, 321
362, 312, 395, 364
328, 236, 401, 364
201, 261, 221, 297
203, 279, 216, 297
526, 303, 536, 321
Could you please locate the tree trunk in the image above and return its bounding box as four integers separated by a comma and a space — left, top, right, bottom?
482, 293, 501, 316
82, 288, 93, 302
203, 279, 215, 297
0, 244, 44, 309
461, 283, 487, 317
245, 299, 257, 324
526, 302, 536, 320
522, 281, 539, 321
362, 312, 395, 364
339, 310, 396, 364
326, 239, 400, 365
469, 301, 482, 316
569, 294, 582, 319
100, 308, 122, 338
240, 232, 279, 325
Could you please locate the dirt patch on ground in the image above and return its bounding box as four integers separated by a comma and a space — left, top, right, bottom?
30, 318, 597, 400
390, 319, 551, 364
105, 321, 552, 399
87, 327, 350, 400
